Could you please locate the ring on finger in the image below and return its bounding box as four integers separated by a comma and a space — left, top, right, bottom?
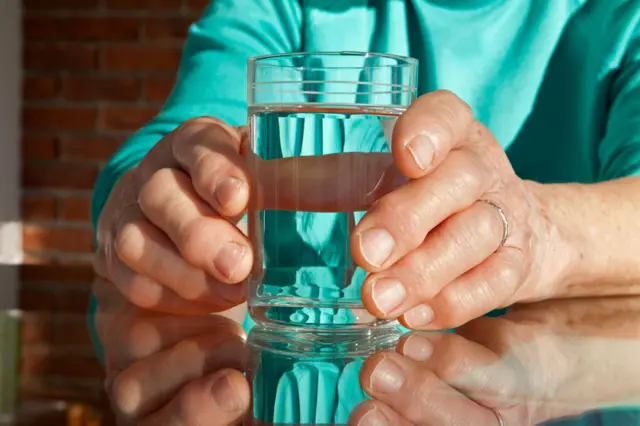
479, 200, 509, 251
492, 409, 506, 426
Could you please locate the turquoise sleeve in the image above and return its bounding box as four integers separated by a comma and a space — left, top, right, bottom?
598, 25, 640, 180
88, 0, 303, 362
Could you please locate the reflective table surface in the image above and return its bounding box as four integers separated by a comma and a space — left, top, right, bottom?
5, 285, 640, 425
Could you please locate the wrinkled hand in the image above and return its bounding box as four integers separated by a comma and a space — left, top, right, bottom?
351, 297, 640, 426
94, 277, 250, 426
352, 90, 555, 330
94, 118, 254, 314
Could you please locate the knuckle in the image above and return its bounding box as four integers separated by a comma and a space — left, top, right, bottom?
490, 256, 522, 287
436, 290, 471, 329
430, 90, 474, 120
114, 222, 144, 266
376, 196, 423, 242
138, 168, 174, 210
177, 218, 212, 266
402, 253, 439, 296
455, 161, 484, 196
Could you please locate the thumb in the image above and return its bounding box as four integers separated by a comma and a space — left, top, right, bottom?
252, 152, 405, 212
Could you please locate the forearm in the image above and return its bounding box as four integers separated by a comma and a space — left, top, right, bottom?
531, 176, 640, 298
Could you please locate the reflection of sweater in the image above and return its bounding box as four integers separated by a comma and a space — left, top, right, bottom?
89, 1, 640, 424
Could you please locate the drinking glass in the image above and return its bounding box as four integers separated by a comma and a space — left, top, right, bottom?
247, 52, 419, 330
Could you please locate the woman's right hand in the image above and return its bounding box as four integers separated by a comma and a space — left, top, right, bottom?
94, 117, 253, 314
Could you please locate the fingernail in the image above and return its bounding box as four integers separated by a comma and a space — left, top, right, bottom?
405, 135, 435, 170
359, 228, 395, 267
372, 279, 406, 315
402, 335, 433, 362
211, 373, 244, 412
404, 304, 434, 329
370, 357, 404, 394
214, 242, 247, 280
358, 407, 389, 426
215, 177, 245, 209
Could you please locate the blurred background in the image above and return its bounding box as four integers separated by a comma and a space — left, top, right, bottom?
1, 0, 209, 424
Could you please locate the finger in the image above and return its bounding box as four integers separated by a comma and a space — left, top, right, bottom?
114, 214, 246, 309
99, 245, 221, 314
359, 350, 502, 425
170, 119, 250, 218
349, 400, 413, 426
111, 333, 246, 421
133, 118, 248, 218
252, 152, 404, 212
352, 149, 491, 272
428, 247, 525, 330
398, 333, 520, 407
392, 90, 475, 178
360, 201, 504, 322
140, 369, 249, 426
139, 167, 253, 284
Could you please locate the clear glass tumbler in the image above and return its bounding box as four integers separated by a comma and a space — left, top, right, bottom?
247, 52, 419, 330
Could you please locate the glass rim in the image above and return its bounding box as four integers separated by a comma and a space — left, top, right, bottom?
249, 51, 419, 70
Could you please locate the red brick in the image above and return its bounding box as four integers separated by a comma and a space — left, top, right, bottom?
62, 76, 141, 102
59, 137, 121, 161
144, 76, 175, 102
22, 255, 50, 265
106, 0, 182, 10
57, 289, 92, 312
23, 225, 94, 253
22, 136, 57, 159
24, 44, 98, 71
22, 163, 98, 190
144, 17, 194, 40
55, 316, 93, 346
101, 106, 157, 131
23, 107, 97, 132
20, 264, 95, 284
23, 76, 60, 100
20, 288, 57, 312
21, 349, 103, 378
59, 197, 91, 222
25, 17, 140, 41
22, 196, 57, 221
24, 0, 99, 10
21, 312, 53, 345
102, 45, 182, 71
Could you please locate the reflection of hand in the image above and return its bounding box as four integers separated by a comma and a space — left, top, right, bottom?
351, 297, 640, 426
94, 277, 250, 426
350, 90, 563, 330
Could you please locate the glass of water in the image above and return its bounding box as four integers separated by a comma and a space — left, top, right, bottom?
247, 52, 418, 330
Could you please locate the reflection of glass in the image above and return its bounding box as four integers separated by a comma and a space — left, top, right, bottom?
247, 52, 419, 329
245, 327, 401, 426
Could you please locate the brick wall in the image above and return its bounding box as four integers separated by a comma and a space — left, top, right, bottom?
20, 0, 209, 419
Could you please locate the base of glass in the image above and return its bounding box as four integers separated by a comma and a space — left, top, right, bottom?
249, 301, 393, 331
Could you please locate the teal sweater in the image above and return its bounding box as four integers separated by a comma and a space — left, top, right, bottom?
90, 1, 640, 424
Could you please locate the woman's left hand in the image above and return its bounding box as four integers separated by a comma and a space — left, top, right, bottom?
352, 90, 560, 330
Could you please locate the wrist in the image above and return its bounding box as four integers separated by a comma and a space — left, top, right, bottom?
521, 181, 584, 301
